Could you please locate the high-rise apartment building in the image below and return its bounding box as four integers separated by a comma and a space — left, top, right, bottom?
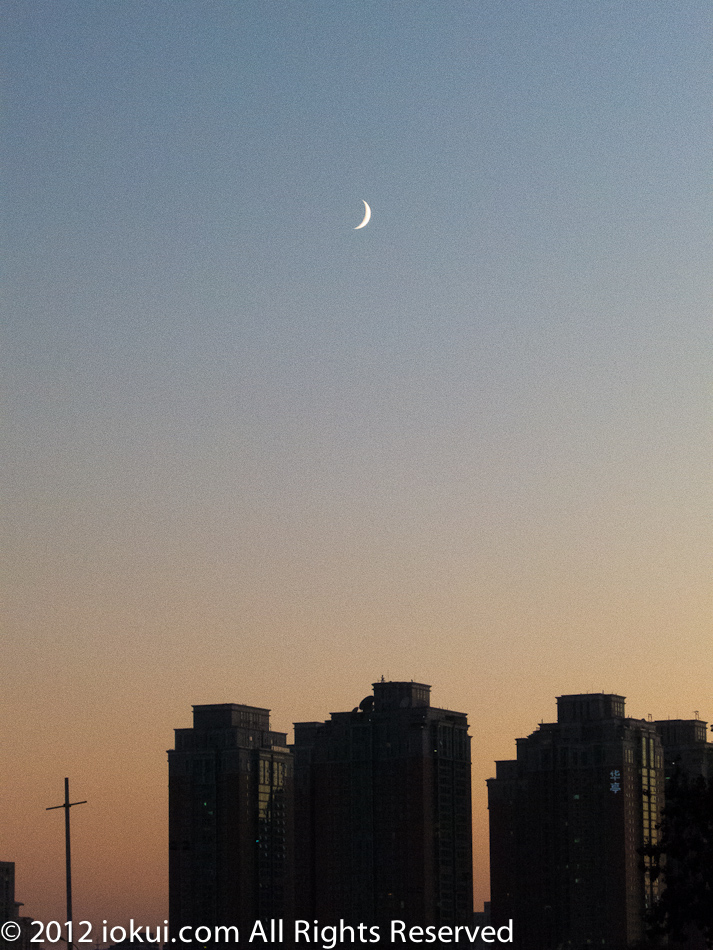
0, 863, 16, 935
0, 862, 33, 950
293, 680, 473, 930
651, 717, 712, 950
168, 704, 293, 941
487, 694, 663, 950
654, 717, 713, 781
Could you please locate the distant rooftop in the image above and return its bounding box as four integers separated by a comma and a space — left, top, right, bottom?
557, 694, 626, 723
372, 680, 431, 710
192, 703, 271, 731
654, 719, 709, 746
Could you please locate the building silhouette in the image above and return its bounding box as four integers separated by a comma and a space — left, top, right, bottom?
650, 717, 713, 950
654, 717, 713, 781
168, 704, 293, 942
487, 693, 664, 950
293, 680, 473, 930
0, 862, 16, 935
0, 862, 34, 950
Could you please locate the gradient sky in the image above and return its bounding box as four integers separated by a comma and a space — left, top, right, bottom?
3, 0, 712, 933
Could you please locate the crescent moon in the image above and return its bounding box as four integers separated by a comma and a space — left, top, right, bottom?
354, 200, 371, 230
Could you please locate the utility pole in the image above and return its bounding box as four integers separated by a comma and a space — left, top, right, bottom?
47, 778, 87, 928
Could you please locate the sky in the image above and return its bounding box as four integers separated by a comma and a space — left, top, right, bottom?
3, 0, 712, 933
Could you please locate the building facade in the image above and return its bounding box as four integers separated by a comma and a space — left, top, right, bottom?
487, 694, 664, 950
0, 862, 34, 950
654, 717, 713, 782
168, 704, 293, 942
293, 681, 473, 930
651, 717, 713, 950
